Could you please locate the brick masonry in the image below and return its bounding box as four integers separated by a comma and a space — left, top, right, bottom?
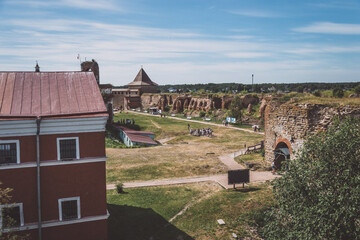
264, 101, 360, 162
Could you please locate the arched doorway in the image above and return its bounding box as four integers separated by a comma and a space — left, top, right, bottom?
274, 142, 290, 169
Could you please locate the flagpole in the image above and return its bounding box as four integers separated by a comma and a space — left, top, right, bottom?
77, 53, 82, 64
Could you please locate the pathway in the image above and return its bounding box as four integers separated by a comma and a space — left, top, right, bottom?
107, 171, 279, 190
122, 110, 264, 135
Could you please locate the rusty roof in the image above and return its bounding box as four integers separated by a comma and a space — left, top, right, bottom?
126, 133, 158, 145
126, 68, 158, 86
0, 71, 107, 119
113, 125, 155, 135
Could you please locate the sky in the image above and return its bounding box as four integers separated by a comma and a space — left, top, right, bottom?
0, 0, 360, 86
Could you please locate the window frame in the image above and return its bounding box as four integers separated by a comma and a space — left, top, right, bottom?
0, 203, 24, 229
56, 137, 80, 161
58, 197, 81, 221
0, 140, 20, 164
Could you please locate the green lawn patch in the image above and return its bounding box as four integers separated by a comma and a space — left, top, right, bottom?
107, 183, 218, 240
107, 182, 274, 240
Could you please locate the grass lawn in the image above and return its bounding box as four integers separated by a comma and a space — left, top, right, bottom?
107, 182, 274, 240
107, 112, 264, 183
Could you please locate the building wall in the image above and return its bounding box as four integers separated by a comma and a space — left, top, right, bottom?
0, 132, 105, 163
0, 162, 106, 222
113, 93, 125, 109
18, 219, 107, 240
0, 125, 108, 239
264, 102, 360, 162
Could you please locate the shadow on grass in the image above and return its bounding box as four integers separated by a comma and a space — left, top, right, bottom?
231, 187, 261, 193
108, 204, 194, 240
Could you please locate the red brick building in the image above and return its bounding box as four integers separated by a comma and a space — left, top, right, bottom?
0, 71, 108, 239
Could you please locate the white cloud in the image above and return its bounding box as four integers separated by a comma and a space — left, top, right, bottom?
228, 10, 278, 18
4, 0, 125, 12
293, 22, 360, 35
225, 52, 270, 58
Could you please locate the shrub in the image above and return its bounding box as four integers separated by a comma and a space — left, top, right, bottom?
116, 183, 124, 194
199, 110, 206, 117
313, 90, 321, 97
333, 87, 344, 98
164, 105, 171, 112
261, 117, 360, 239
354, 84, 360, 95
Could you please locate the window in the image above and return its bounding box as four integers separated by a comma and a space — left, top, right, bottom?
57, 137, 79, 160
58, 197, 81, 221
0, 140, 20, 164
0, 203, 24, 229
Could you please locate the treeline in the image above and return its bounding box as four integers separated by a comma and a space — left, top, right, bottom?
157, 82, 360, 93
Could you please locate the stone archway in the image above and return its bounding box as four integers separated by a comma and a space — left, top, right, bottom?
273, 141, 291, 169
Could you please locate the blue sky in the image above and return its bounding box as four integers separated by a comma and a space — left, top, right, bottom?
0, 0, 360, 86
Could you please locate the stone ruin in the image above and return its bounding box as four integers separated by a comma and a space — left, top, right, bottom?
81, 59, 100, 84
168, 94, 259, 113
263, 101, 360, 165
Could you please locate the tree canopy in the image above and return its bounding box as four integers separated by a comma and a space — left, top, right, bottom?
261, 117, 360, 240
228, 95, 242, 121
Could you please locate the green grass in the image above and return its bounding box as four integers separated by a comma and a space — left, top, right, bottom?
107, 183, 217, 240
107, 112, 263, 182
107, 182, 274, 240
173, 184, 274, 239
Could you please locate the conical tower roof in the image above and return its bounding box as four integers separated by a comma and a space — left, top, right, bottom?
126, 68, 158, 86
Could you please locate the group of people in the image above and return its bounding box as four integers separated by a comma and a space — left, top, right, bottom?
117, 119, 135, 125
189, 128, 213, 137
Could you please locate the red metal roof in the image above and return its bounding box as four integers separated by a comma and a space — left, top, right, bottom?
0, 72, 107, 118
126, 133, 158, 145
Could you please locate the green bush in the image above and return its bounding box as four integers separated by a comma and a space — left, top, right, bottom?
260, 117, 360, 239
313, 90, 321, 97
199, 110, 206, 117
354, 85, 360, 95
164, 105, 171, 112
333, 87, 344, 98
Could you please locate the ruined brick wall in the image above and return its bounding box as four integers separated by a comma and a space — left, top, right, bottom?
264, 102, 360, 162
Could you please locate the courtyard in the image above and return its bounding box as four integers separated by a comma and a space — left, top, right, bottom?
106, 112, 272, 239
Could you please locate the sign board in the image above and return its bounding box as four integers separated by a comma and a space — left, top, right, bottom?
226, 117, 236, 123
228, 169, 250, 185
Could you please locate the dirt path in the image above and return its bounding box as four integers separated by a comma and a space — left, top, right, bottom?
150, 120, 161, 129
158, 136, 176, 144
125, 110, 264, 135
106, 147, 277, 190
168, 185, 221, 223
107, 171, 279, 190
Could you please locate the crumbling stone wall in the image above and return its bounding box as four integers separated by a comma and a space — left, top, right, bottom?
264, 102, 360, 162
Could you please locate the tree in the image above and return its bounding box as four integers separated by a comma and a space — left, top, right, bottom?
0, 184, 27, 240
333, 87, 344, 98
261, 117, 360, 240
229, 95, 242, 122
354, 84, 360, 95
